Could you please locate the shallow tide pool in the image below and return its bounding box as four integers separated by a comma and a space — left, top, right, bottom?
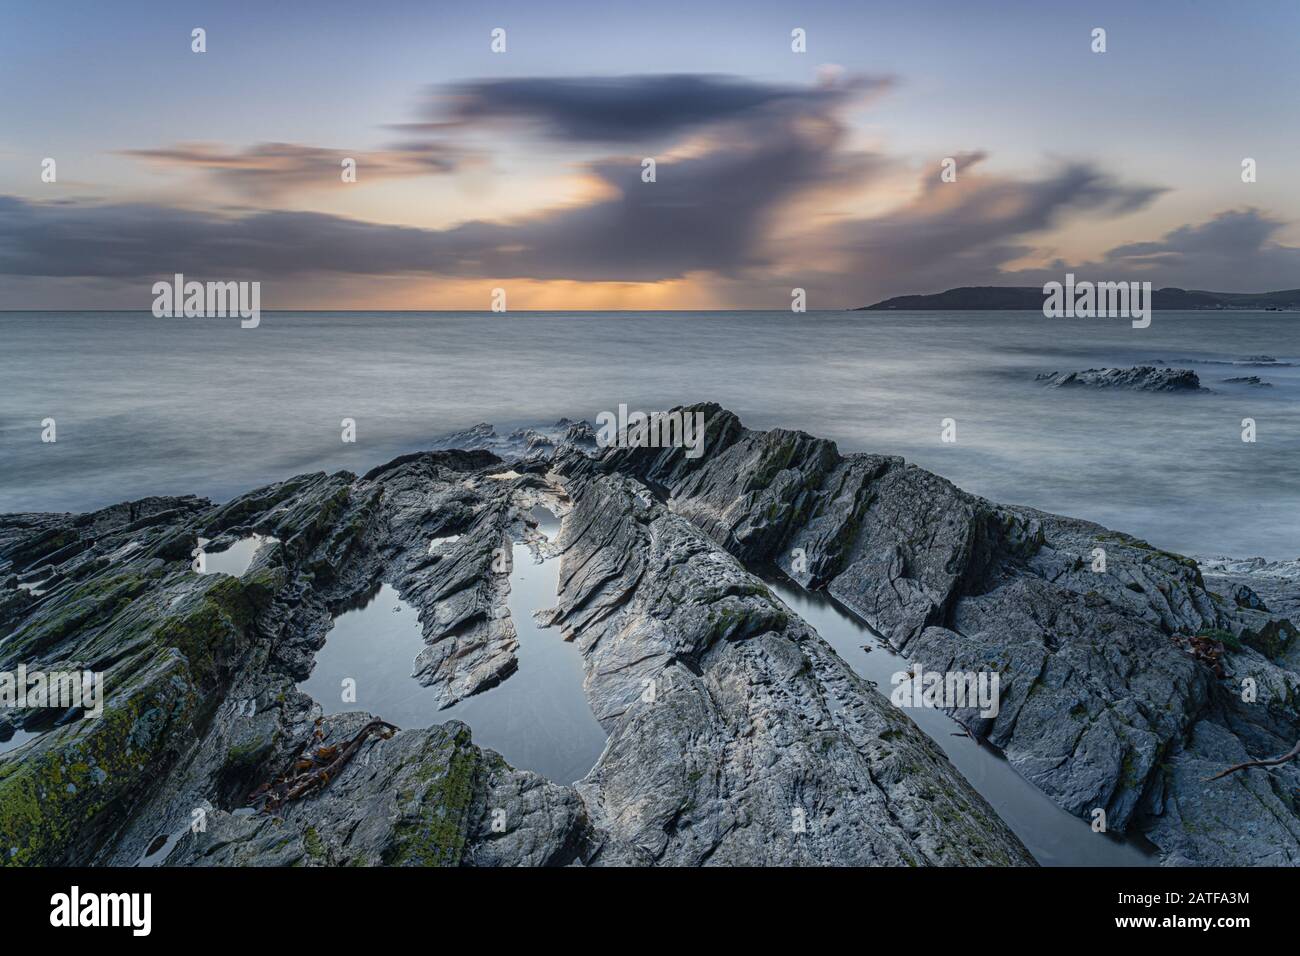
199, 534, 278, 577
297, 510, 606, 784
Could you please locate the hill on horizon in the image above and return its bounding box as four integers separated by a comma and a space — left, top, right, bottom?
861, 286, 1300, 311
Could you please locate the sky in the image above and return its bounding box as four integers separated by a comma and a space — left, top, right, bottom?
2, 0, 1299, 310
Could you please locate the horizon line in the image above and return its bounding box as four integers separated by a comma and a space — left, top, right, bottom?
0, 308, 868, 314
3, 307, 1298, 315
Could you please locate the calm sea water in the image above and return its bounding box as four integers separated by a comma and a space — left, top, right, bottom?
2, 310, 1298, 559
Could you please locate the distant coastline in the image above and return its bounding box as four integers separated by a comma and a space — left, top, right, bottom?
860, 286, 1300, 311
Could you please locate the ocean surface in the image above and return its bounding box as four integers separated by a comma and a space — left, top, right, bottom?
2, 309, 1298, 560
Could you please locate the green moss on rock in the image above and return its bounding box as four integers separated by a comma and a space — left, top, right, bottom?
385, 728, 480, 867
0, 664, 196, 866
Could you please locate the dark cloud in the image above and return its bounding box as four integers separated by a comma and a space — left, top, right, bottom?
430, 109, 880, 281
9, 161, 1284, 299
824, 154, 1168, 301
2, 76, 880, 284
0, 195, 440, 279
118, 141, 464, 200
397, 72, 892, 145
0, 109, 860, 282
974, 208, 1300, 294
1098, 208, 1300, 287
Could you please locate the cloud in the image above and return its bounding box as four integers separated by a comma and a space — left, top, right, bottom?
10, 72, 1295, 305
429, 111, 881, 281
396, 72, 893, 145
0, 195, 441, 279
118, 140, 465, 200
814, 154, 1168, 301
1097, 208, 1300, 287
3, 75, 884, 285
968, 208, 1300, 295
0, 112, 858, 282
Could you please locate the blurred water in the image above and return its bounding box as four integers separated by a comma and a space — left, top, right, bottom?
2, 310, 1297, 559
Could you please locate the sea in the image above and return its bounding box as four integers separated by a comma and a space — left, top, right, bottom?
4, 309, 1296, 561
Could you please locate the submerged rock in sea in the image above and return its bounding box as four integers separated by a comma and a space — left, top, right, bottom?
2, 404, 1296, 866
1035, 366, 1205, 391
1234, 355, 1294, 367
1222, 376, 1272, 387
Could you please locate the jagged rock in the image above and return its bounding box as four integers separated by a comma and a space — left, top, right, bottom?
430, 422, 498, 451
1202, 557, 1300, 670
429, 419, 599, 460
1202, 556, 1300, 579
6, 403, 1295, 867
161, 716, 590, 867
1035, 366, 1204, 391
1, 434, 1032, 867
1228, 582, 1268, 611
364, 451, 520, 707
0, 450, 518, 865
545, 468, 1032, 865
559, 420, 598, 450
574, 403, 1300, 865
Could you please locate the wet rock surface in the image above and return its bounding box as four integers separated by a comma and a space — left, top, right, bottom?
576, 403, 1300, 865
1035, 366, 1205, 391
0, 448, 585, 866
1221, 376, 1272, 387
0, 420, 1036, 867
544, 468, 1029, 865
2, 405, 1294, 866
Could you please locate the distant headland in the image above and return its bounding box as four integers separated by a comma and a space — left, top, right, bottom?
859, 286, 1300, 311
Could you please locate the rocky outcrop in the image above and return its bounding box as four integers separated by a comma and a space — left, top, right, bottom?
1035, 366, 1204, 391
544, 469, 1029, 865
1201, 556, 1300, 669
162, 715, 591, 867
430, 419, 597, 461
575, 403, 1300, 865
6, 403, 1294, 866
1222, 376, 1272, 387
0, 425, 1032, 867
0, 449, 597, 867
